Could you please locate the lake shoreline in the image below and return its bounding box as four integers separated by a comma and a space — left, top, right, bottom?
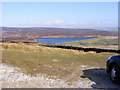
36, 37, 94, 44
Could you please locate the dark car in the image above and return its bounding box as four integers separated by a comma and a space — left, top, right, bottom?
106, 55, 120, 83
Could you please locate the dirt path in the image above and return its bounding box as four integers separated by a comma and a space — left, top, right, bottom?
1, 64, 70, 88
0, 64, 120, 88
74, 65, 120, 88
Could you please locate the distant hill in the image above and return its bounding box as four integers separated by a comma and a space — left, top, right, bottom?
1, 27, 118, 41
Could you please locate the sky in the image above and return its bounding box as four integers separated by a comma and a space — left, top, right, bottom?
1, 2, 118, 28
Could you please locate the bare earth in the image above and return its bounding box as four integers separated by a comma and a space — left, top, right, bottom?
0, 64, 120, 88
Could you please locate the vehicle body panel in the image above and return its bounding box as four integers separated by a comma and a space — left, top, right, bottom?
106, 55, 120, 73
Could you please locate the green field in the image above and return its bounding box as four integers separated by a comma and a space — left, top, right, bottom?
2, 43, 117, 80
60, 38, 118, 50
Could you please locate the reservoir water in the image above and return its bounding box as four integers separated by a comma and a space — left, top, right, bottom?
36, 37, 93, 44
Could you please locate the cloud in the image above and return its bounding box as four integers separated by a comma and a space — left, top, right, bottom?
42, 20, 64, 25
6, 20, 117, 28
13, 20, 78, 27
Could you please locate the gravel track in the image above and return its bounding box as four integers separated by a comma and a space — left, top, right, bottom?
0, 64, 120, 88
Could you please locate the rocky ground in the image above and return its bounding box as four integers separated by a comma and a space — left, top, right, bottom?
0, 64, 120, 88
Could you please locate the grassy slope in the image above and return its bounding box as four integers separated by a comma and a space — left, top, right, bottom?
60, 38, 118, 49
1, 43, 117, 80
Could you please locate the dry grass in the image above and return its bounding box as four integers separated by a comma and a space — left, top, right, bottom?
1, 43, 43, 52
1, 43, 118, 80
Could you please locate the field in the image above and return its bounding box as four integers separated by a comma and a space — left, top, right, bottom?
1, 43, 117, 81
1, 27, 117, 42
61, 38, 118, 50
